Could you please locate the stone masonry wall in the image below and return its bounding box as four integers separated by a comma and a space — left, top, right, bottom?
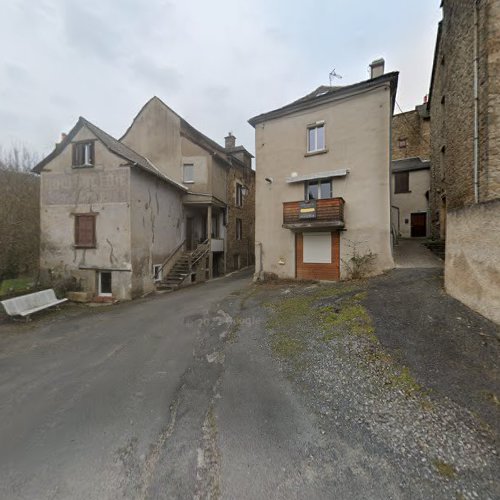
225, 163, 255, 273
392, 109, 430, 161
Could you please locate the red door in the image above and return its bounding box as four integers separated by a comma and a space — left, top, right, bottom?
411, 213, 427, 237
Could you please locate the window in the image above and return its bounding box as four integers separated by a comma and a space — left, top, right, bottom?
394, 171, 410, 194
183, 164, 194, 183
398, 138, 407, 149
98, 271, 112, 296
74, 214, 96, 248
153, 264, 162, 282
305, 179, 332, 200
236, 183, 243, 207
72, 141, 95, 167
236, 218, 242, 240
307, 124, 325, 153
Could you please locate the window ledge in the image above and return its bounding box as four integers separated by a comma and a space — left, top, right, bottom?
74, 245, 97, 249
183, 181, 195, 184
395, 190, 412, 194
72, 164, 94, 169
305, 149, 329, 158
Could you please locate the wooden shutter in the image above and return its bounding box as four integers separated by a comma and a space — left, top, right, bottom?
89, 141, 95, 165
75, 214, 96, 247
395, 171, 409, 193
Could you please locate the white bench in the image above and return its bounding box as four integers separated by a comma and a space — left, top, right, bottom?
1, 289, 67, 320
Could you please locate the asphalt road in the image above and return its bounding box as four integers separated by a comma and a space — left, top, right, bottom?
0, 269, 256, 499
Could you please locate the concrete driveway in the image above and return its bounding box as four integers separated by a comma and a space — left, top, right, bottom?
394, 238, 443, 268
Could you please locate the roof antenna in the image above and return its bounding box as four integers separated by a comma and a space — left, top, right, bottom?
329, 68, 343, 86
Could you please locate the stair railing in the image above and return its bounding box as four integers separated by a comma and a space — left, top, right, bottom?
158, 239, 186, 279
189, 239, 210, 273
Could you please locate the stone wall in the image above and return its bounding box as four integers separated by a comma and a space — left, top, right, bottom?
445, 200, 500, 324
430, 0, 500, 233
392, 108, 430, 161
225, 162, 255, 273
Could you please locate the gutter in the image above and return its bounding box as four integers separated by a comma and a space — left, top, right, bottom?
473, 1, 480, 203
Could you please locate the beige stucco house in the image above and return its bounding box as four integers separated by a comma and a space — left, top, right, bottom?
249, 60, 398, 281
33, 117, 187, 301
391, 158, 431, 238
34, 98, 255, 300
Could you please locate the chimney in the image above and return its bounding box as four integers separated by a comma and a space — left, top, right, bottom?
369, 58, 385, 79
225, 132, 236, 150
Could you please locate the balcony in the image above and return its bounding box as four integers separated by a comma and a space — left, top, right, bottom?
282, 197, 345, 230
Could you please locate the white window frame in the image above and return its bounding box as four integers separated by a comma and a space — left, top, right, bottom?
307, 123, 326, 153
183, 163, 195, 183
153, 264, 162, 282
98, 271, 113, 297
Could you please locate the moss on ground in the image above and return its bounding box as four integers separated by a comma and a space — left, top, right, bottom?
432, 458, 457, 479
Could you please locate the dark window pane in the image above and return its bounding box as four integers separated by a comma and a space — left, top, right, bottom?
100, 272, 112, 294
320, 180, 332, 199
307, 182, 319, 200
317, 125, 325, 150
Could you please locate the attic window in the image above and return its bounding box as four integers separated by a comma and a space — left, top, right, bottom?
72, 141, 95, 167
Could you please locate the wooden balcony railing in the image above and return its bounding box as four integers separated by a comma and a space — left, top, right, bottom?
283, 197, 345, 229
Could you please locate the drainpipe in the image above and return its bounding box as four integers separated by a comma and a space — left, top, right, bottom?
473, 0, 480, 203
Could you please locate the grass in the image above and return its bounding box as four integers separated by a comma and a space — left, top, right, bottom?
0, 277, 35, 298
433, 458, 457, 479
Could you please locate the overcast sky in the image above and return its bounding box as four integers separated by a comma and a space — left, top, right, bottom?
0, 0, 441, 158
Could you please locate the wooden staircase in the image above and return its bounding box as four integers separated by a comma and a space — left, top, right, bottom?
157, 240, 210, 291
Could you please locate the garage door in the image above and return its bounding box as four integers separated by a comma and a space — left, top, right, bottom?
296, 232, 340, 281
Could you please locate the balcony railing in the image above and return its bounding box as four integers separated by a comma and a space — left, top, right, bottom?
282, 197, 345, 230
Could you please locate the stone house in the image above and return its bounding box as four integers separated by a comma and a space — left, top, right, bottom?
428, 0, 500, 324
33, 98, 255, 300
391, 103, 431, 238
249, 59, 398, 281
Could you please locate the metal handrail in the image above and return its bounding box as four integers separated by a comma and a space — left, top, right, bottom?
158, 239, 186, 278
190, 239, 210, 269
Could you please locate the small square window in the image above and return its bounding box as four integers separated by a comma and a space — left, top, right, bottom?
398, 138, 407, 149
183, 164, 194, 183
307, 124, 325, 153
153, 264, 162, 282
72, 141, 95, 167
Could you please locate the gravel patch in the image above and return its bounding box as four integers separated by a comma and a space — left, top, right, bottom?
263, 281, 500, 499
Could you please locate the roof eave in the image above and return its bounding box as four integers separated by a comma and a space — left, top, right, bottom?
248, 72, 399, 127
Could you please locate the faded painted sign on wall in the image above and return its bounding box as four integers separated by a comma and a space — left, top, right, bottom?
42, 169, 129, 205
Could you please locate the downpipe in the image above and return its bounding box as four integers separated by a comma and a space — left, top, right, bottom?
473, 0, 480, 203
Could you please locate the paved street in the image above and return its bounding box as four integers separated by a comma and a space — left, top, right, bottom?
0, 262, 499, 499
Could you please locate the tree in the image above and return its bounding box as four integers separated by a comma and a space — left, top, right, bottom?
0, 146, 40, 280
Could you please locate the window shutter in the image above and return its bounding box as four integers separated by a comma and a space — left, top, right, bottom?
75, 215, 96, 247
72, 144, 78, 166
395, 171, 409, 193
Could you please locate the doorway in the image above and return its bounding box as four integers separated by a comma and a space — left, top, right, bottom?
186, 217, 194, 251
98, 271, 112, 296
411, 213, 427, 237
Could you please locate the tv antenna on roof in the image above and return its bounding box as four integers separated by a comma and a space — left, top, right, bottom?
329, 68, 342, 86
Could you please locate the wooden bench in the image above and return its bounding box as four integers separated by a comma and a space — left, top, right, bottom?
1, 289, 67, 320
